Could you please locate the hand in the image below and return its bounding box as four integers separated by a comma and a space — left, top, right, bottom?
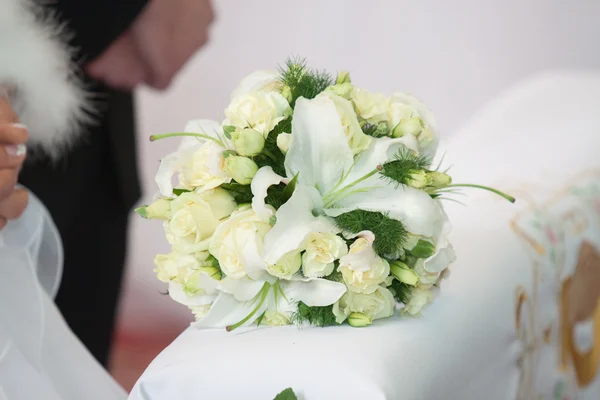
86, 0, 214, 90
0, 97, 28, 230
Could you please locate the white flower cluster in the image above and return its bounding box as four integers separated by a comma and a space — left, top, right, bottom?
139, 62, 457, 330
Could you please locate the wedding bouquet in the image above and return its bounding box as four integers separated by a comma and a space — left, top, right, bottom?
137, 59, 513, 331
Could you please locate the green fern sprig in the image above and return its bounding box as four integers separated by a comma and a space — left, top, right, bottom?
278, 57, 333, 107
290, 302, 339, 327
379, 147, 432, 187
220, 183, 253, 204
389, 279, 412, 303
333, 209, 408, 258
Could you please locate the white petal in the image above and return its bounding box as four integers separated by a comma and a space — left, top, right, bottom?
182, 119, 226, 149
231, 70, 281, 99
281, 277, 347, 307
194, 292, 267, 329
262, 185, 333, 265
390, 93, 439, 157
343, 137, 420, 185
326, 179, 446, 238
220, 276, 265, 302
425, 243, 456, 273
155, 152, 179, 197
424, 219, 456, 273
168, 281, 217, 307
285, 96, 354, 194
238, 229, 277, 283
251, 166, 287, 220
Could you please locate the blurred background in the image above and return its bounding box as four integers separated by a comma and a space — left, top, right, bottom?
109, 0, 600, 390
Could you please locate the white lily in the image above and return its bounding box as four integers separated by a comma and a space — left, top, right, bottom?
154, 119, 231, 197
251, 94, 451, 267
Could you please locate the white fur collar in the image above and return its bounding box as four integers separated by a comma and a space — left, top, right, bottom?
0, 0, 85, 158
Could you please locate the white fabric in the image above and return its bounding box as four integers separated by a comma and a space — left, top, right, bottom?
130, 70, 600, 400
0, 192, 127, 400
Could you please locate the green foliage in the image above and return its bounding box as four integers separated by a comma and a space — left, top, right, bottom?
134, 206, 148, 218
274, 388, 298, 400
389, 279, 411, 303
281, 173, 298, 203
264, 183, 286, 210
220, 182, 253, 204
291, 302, 340, 327
279, 57, 333, 107
254, 118, 289, 176
334, 210, 408, 258
379, 147, 432, 187
172, 188, 191, 196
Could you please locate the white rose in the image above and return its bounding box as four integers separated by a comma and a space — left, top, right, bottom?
178, 141, 231, 192
267, 250, 302, 279
262, 310, 291, 326
339, 233, 390, 294
154, 252, 199, 283
402, 285, 436, 316
167, 189, 237, 254
154, 251, 221, 298
333, 286, 396, 324
225, 91, 291, 137
230, 70, 283, 99
209, 206, 272, 279
302, 232, 348, 278
389, 93, 438, 155
146, 198, 172, 219
317, 92, 371, 154
351, 87, 389, 125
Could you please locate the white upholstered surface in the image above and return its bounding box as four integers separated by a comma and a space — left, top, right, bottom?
130, 71, 600, 400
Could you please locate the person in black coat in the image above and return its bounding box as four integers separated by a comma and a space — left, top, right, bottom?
19, 0, 214, 367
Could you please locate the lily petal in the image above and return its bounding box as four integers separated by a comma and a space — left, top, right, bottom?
251, 166, 287, 220
178, 119, 227, 151
343, 137, 420, 186
220, 276, 265, 302
155, 152, 180, 197
262, 185, 333, 265
168, 281, 218, 307
280, 277, 347, 307
326, 179, 446, 238
194, 292, 267, 329
238, 229, 277, 283
424, 219, 456, 273
285, 96, 354, 194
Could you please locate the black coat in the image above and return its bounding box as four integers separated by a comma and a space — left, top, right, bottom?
19, 0, 149, 366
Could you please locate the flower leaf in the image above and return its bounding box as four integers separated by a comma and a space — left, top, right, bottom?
274, 388, 297, 400
134, 206, 148, 218
281, 173, 299, 203
172, 188, 191, 196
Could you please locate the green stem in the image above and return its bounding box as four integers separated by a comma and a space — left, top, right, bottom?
150, 132, 225, 148
261, 148, 278, 162
226, 283, 270, 332
323, 168, 379, 207
448, 184, 516, 203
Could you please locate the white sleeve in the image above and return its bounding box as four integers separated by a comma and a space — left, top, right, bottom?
0, 0, 86, 158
